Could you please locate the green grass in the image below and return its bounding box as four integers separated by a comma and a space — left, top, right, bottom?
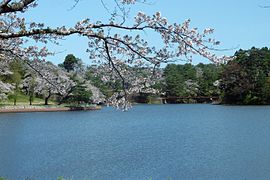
0, 93, 98, 109
1, 93, 55, 106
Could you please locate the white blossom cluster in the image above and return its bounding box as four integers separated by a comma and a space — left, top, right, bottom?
84, 81, 106, 104
92, 63, 161, 110
23, 60, 75, 101
0, 80, 14, 100
0, 53, 15, 100
184, 79, 199, 96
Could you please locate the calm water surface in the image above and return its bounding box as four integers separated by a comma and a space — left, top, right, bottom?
1, 104, 270, 179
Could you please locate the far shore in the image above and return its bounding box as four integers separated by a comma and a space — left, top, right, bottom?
0, 105, 101, 113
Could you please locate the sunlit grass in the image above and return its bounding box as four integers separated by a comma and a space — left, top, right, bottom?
0, 92, 55, 106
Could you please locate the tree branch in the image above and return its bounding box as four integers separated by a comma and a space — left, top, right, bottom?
104, 40, 128, 104
0, 0, 35, 14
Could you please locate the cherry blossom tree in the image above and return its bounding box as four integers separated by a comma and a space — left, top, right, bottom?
0, 54, 15, 100
0, 80, 13, 101
23, 60, 75, 105
0, 0, 231, 110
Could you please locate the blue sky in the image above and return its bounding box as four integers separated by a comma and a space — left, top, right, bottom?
24, 0, 270, 65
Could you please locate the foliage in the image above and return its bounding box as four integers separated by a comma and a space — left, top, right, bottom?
85, 65, 118, 97
85, 65, 161, 106
71, 85, 92, 104
67, 80, 92, 104
196, 63, 222, 96
62, 54, 78, 72
164, 64, 187, 97
7, 60, 24, 105
3, 46, 270, 106
1, 91, 44, 105
221, 47, 270, 104
163, 63, 221, 99
27, 76, 37, 105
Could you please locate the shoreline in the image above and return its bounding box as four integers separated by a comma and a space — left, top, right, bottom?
0, 105, 101, 113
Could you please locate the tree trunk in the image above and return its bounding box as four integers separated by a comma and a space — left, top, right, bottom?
29, 97, 32, 105
44, 99, 48, 105
57, 96, 64, 105
45, 96, 49, 105
44, 93, 51, 105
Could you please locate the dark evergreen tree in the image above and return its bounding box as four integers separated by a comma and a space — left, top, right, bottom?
63, 54, 78, 72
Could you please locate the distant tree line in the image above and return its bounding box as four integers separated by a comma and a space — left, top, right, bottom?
221, 47, 270, 105
162, 47, 270, 105
1, 47, 270, 106
161, 63, 222, 103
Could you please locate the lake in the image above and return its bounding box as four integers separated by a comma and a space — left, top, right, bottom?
1, 104, 270, 179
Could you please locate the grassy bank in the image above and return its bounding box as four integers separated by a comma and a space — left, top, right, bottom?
0, 93, 101, 113
1, 93, 54, 106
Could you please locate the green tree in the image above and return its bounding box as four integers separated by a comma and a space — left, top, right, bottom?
8, 60, 24, 105
262, 76, 270, 102
221, 47, 270, 104
67, 74, 92, 105
28, 77, 37, 105
63, 54, 78, 72
69, 82, 92, 105
196, 63, 222, 96
163, 64, 197, 97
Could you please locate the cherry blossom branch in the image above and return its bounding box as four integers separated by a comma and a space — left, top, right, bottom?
0, 0, 35, 14
104, 40, 128, 106
0, 1, 232, 109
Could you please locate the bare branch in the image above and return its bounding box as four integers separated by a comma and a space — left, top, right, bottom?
259, 5, 270, 8
68, 0, 80, 11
